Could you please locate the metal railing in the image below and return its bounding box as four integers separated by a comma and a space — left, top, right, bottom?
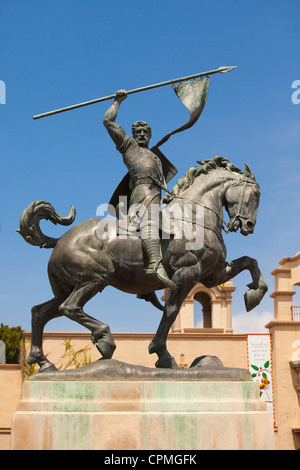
292, 306, 300, 321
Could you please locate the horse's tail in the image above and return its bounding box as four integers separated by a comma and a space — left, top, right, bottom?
17, 200, 76, 248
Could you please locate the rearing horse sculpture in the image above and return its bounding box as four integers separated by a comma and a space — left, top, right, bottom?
18, 156, 267, 372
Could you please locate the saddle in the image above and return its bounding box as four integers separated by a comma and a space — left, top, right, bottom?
116, 198, 200, 240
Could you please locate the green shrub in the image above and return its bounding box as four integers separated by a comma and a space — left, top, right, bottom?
0, 323, 23, 364
22, 338, 92, 380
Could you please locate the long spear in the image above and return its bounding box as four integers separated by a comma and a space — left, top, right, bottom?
32, 66, 236, 120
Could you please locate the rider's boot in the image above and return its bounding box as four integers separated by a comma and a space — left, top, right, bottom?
142, 239, 176, 289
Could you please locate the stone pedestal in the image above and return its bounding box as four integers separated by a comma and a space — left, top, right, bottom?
11, 373, 274, 450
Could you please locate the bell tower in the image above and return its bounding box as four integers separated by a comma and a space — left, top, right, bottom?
169, 280, 236, 334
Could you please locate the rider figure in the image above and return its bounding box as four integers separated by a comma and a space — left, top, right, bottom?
103, 90, 175, 289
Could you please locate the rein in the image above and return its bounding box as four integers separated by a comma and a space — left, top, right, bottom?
169, 194, 230, 234
169, 178, 258, 235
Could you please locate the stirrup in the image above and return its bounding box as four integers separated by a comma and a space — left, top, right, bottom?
146, 260, 176, 289
145, 259, 162, 275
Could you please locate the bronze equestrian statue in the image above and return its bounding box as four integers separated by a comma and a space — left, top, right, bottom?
18, 156, 267, 372
20, 68, 267, 372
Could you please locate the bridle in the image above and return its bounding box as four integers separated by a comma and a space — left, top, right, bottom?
224, 179, 259, 233
169, 177, 258, 235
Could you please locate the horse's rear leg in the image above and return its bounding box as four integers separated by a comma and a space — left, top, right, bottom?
28, 297, 63, 371
58, 281, 116, 359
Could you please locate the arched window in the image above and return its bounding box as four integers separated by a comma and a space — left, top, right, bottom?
193, 292, 212, 328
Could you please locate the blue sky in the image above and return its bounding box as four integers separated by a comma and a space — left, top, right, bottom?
1, 0, 299, 335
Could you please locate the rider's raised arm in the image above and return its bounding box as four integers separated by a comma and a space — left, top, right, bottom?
103, 90, 128, 149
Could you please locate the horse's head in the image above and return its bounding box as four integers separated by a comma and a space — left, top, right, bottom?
224, 164, 260, 236
172, 157, 261, 236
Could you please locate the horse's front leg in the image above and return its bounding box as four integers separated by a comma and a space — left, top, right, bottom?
149, 262, 200, 369
213, 256, 268, 311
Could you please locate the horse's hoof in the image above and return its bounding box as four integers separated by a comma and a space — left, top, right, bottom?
155, 356, 180, 369
38, 362, 58, 373
244, 283, 268, 312
95, 337, 116, 359
244, 289, 261, 312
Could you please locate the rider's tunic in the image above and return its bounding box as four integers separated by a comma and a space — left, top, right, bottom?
116, 134, 165, 210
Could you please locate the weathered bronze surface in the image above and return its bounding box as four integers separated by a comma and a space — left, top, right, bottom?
29, 356, 252, 382
18, 156, 267, 373
19, 69, 267, 374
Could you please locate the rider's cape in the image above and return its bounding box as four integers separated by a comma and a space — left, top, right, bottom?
109, 146, 178, 212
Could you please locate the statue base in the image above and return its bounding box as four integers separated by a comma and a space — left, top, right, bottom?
10, 360, 274, 450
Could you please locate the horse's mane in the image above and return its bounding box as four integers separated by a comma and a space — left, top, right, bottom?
172, 156, 257, 196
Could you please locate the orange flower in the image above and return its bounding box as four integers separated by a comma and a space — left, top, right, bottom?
260, 378, 270, 389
